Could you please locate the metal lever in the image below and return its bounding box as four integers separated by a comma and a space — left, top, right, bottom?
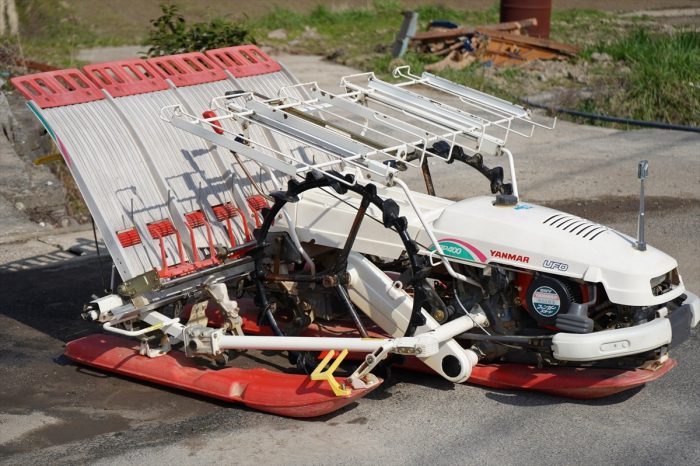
636, 160, 649, 251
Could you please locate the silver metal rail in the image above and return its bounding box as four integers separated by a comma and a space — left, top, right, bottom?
163, 71, 554, 286
341, 67, 555, 154
160, 97, 399, 187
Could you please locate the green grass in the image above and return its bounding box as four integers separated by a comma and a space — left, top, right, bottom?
250, 2, 499, 65
13, 0, 131, 67
7, 1, 699, 126
583, 28, 700, 126
250, 2, 402, 58
253, 3, 698, 127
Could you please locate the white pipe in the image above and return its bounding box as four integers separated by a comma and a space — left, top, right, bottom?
261, 165, 317, 278
393, 178, 470, 284
219, 335, 388, 352
218, 323, 484, 358
502, 147, 519, 198
347, 251, 414, 337
429, 313, 487, 342
282, 208, 316, 277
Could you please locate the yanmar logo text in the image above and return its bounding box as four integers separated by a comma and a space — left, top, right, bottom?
490, 250, 530, 263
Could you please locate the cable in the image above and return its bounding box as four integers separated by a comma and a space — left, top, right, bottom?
524, 100, 700, 133
454, 290, 491, 336
231, 151, 271, 200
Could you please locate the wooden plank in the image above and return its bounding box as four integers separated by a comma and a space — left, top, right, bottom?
485, 18, 538, 32
483, 39, 561, 65
475, 29, 579, 56
434, 41, 464, 56
14, 58, 59, 72
411, 18, 538, 43
412, 27, 474, 43
425, 51, 476, 72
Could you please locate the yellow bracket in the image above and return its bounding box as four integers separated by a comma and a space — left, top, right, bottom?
144, 322, 165, 333
310, 349, 351, 397
33, 153, 63, 165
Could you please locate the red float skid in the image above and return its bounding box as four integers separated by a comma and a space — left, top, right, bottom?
470, 359, 676, 399
64, 334, 380, 418
398, 357, 676, 399
232, 301, 675, 399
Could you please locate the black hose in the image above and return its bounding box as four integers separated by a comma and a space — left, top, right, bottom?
457, 332, 552, 343
523, 100, 700, 133
254, 277, 285, 337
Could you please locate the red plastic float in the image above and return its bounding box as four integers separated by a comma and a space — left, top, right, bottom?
232, 299, 675, 400
65, 334, 380, 418
398, 356, 676, 399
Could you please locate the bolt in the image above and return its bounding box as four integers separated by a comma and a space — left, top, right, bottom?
433, 309, 446, 322
322, 275, 339, 288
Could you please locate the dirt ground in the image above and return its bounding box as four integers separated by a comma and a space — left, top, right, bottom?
70, 0, 700, 22
63, 0, 700, 41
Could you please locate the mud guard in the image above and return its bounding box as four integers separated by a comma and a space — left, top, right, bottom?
64, 334, 380, 418
397, 357, 676, 399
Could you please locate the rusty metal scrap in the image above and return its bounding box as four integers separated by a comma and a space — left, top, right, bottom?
410, 17, 577, 68
413, 17, 539, 43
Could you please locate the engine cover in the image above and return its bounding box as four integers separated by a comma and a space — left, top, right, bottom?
525, 275, 580, 326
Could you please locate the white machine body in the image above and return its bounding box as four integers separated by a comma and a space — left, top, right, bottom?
288, 188, 685, 307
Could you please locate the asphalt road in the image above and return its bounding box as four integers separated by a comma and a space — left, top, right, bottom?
1, 253, 698, 465
1, 54, 699, 465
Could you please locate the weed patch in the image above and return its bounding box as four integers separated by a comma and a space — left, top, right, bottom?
8, 1, 699, 127
12, 0, 115, 67
583, 29, 700, 126
255, 3, 698, 127
143, 4, 254, 57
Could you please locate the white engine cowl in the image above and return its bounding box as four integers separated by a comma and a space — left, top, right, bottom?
289, 189, 686, 308
424, 196, 685, 307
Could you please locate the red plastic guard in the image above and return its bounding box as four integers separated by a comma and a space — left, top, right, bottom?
116, 227, 141, 247
146, 219, 177, 238
246, 194, 269, 227
65, 334, 379, 417
11, 69, 104, 108
148, 52, 227, 86
212, 203, 242, 221
206, 45, 282, 78
83, 60, 168, 97
185, 210, 207, 228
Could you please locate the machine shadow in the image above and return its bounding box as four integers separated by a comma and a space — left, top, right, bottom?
0, 255, 112, 343
483, 385, 644, 406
